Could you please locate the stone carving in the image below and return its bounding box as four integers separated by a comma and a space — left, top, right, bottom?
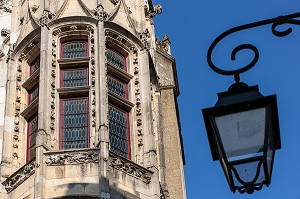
1, 28, 10, 37
144, 4, 162, 18
132, 48, 143, 148
50, 33, 57, 133
109, 0, 119, 5
109, 154, 152, 184
70, 25, 77, 31
39, 10, 56, 27
2, 160, 36, 192
92, 4, 108, 22
0, 0, 12, 13
88, 27, 96, 129
156, 35, 171, 54
140, 29, 150, 49
45, 150, 99, 165
53, 28, 61, 36
31, 5, 39, 13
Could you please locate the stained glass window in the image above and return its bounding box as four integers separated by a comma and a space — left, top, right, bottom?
108, 105, 129, 159
30, 56, 40, 75
29, 85, 39, 103
61, 98, 88, 149
106, 49, 126, 71
108, 76, 127, 99
62, 69, 87, 88
62, 41, 87, 58
28, 114, 38, 161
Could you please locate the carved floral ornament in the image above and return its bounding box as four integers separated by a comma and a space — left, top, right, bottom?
45, 150, 99, 165
109, 154, 152, 184
2, 160, 36, 192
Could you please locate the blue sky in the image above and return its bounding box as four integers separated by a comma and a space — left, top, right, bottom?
154, 1, 300, 198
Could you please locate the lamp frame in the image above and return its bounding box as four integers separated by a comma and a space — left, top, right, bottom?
202, 89, 281, 194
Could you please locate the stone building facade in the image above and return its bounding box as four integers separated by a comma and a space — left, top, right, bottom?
0, 0, 186, 198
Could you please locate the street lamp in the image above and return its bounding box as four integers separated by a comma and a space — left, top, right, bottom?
202, 82, 281, 194
201, 11, 300, 194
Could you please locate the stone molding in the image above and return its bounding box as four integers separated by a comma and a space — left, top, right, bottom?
45, 149, 99, 165
2, 160, 36, 192
109, 153, 153, 184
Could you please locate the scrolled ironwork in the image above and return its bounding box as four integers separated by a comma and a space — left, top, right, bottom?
207, 11, 300, 81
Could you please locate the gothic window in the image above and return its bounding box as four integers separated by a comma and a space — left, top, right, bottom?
108, 104, 130, 159
106, 48, 132, 159
21, 55, 41, 162
30, 56, 40, 76
61, 68, 88, 88
61, 41, 88, 59
27, 114, 38, 162
108, 75, 127, 99
29, 85, 39, 104
107, 48, 126, 71
58, 38, 90, 150
60, 98, 89, 149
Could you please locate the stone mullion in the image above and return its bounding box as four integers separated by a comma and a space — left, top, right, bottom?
98, 21, 110, 198
139, 49, 160, 198
1, 59, 18, 178
34, 26, 50, 199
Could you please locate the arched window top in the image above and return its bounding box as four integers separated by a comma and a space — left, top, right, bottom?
61, 41, 88, 59
106, 48, 126, 71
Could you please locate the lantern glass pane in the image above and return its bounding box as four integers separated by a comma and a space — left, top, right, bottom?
232, 160, 265, 186
215, 107, 266, 161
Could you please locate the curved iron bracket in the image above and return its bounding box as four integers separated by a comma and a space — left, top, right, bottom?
207, 12, 300, 82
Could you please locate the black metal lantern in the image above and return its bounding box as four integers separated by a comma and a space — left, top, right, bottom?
202, 82, 281, 194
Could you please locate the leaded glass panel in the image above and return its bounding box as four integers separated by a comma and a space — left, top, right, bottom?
62, 42, 87, 58
30, 56, 40, 75
62, 98, 88, 149
28, 115, 38, 161
62, 69, 87, 87
108, 105, 129, 158
29, 85, 39, 103
108, 76, 127, 98
106, 49, 126, 71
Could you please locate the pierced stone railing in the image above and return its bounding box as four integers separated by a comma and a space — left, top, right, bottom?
45, 148, 99, 166
2, 159, 36, 192
109, 152, 153, 184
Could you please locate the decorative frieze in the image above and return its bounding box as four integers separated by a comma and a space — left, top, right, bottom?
2, 160, 36, 192
50, 32, 57, 133
105, 29, 136, 53
109, 153, 152, 184
140, 29, 150, 49
45, 150, 99, 165
132, 48, 143, 148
